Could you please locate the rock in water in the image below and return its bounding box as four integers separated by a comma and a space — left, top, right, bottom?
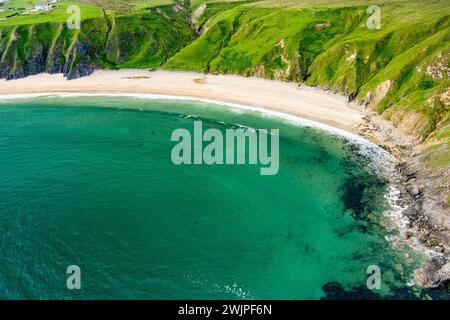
414, 256, 450, 288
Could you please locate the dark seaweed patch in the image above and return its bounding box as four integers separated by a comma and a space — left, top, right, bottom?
342, 177, 366, 214
342, 175, 386, 219
320, 281, 417, 300
339, 141, 387, 223
321, 281, 450, 300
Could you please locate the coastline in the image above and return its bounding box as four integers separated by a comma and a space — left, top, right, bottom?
0, 70, 363, 133
1, 70, 448, 288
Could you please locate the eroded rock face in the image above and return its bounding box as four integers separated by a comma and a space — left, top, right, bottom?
414, 256, 450, 288
0, 25, 97, 81
364, 80, 393, 109
191, 3, 207, 32
0, 8, 194, 81
63, 42, 95, 80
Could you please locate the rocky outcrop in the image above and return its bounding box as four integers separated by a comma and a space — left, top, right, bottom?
415, 256, 450, 288
359, 108, 450, 289
363, 80, 393, 109
191, 3, 206, 32
63, 42, 95, 80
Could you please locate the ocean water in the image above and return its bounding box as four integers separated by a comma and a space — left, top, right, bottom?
0, 95, 425, 299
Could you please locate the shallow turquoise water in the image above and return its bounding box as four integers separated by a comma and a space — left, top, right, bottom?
0, 96, 422, 299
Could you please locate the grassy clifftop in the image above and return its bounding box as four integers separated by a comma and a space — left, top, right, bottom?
0, 0, 449, 170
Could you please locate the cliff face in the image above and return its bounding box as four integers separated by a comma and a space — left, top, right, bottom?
0, 6, 194, 80
0, 21, 100, 80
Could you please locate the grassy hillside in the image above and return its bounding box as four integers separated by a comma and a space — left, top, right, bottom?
0, 1, 103, 27
165, 0, 450, 170
77, 0, 175, 12
0, 0, 449, 169
0, 3, 194, 78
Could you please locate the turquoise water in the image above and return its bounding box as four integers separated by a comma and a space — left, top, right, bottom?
0, 96, 422, 299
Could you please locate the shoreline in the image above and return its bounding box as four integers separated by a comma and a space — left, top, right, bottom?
1, 70, 448, 288
0, 91, 388, 150
0, 92, 431, 247
0, 70, 363, 134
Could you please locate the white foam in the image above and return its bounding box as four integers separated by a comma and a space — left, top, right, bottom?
383, 186, 439, 258
0, 92, 393, 159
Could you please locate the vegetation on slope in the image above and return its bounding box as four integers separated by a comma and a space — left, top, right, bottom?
0, 3, 194, 78
165, 0, 450, 169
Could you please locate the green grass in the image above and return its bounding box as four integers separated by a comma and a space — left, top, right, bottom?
435, 124, 450, 140
0, 0, 178, 27
77, 0, 175, 12
0, 1, 103, 27
423, 141, 450, 169
2, 0, 39, 8
194, 1, 256, 28
191, 0, 246, 7
102, 7, 194, 68
423, 119, 450, 169
0, 10, 20, 20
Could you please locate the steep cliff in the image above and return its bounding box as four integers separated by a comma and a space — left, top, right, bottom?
0, 5, 194, 80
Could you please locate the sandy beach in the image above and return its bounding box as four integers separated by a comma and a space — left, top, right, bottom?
0, 69, 363, 134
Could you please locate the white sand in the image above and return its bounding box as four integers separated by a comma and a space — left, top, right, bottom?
0, 70, 364, 133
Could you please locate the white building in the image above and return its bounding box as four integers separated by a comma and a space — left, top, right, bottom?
35, 2, 52, 11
